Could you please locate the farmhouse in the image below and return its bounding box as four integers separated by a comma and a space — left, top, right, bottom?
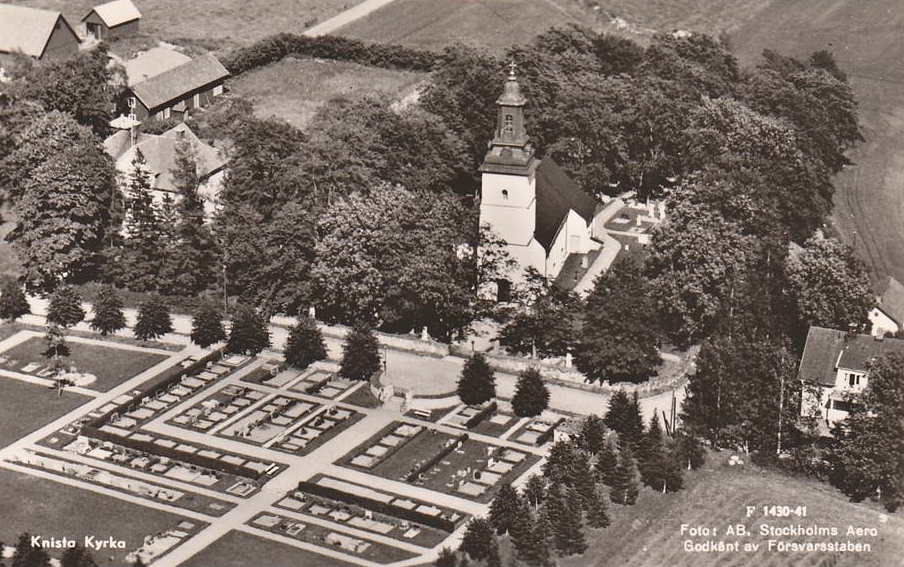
129, 53, 229, 121
124, 46, 192, 87
797, 325, 904, 427
868, 276, 904, 337
82, 0, 142, 40
0, 5, 79, 63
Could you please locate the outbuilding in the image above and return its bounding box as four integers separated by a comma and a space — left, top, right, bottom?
82, 0, 142, 40
0, 4, 79, 62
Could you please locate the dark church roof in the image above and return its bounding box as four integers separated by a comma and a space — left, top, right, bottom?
535, 159, 598, 251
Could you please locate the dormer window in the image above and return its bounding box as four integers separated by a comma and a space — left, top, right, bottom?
503, 114, 513, 134
501, 189, 509, 200
848, 372, 861, 388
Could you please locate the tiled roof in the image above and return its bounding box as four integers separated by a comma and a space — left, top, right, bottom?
797, 326, 904, 387
876, 276, 904, 327
124, 46, 191, 86
0, 4, 71, 58
131, 53, 229, 111
535, 159, 598, 251
85, 0, 141, 27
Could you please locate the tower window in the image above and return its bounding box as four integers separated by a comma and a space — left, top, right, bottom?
503, 114, 513, 134
501, 189, 509, 200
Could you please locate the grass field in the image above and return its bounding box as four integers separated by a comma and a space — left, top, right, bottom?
0, 335, 169, 392
0, 379, 89, 448
228, 56, 426, 130
10, 0, 363, 49
542, 454, 904, 567
338, 0, 590, 54
182, 530, 359, 567
0, 467, 193, 565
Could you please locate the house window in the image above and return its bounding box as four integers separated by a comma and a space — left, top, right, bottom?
848, 373, 861, 388
163, 107, 171, 119
503, 114, 513, 134
501, 189, 509, 200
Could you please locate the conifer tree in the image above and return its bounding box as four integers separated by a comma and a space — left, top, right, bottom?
578, 414, 607, 455
339, 322, 381, 380
488, 483, 522, 535
456, 352, 496, 405
190, 302, 226, 348
595, 436, 619, 487
226, 303, 270, 355
542, 440, 573, 485
673, 430, 706, 470
46, 285, 85, 328
133, 296, 173, 341
0, 280, 29, 321
585, 484, 611, 529
638, 410, 665, 489
610, 444, 640, 505
567, 449, 597, 511
284, 314, 327, 369
603, 390, 632, 437
512, 366, 550, 417
532, 506, 555, 567
523, 474, 547, 508
548, 486, 587, 556
509, 497, 536, 562
118, 149, 166, 291
12, 532, 51, 567
89, 284, 125, 336
61, 544, 97, 567
434, 547, 457, 567
459, 517, 494, 561
486, 537, 502, 567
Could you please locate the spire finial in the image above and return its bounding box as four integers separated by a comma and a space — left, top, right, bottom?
508, 59, 517, 79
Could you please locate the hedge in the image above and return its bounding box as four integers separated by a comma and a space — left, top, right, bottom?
405, 433, 469, 483
82, 426, 264, 479
296, 481, 458, 533
464, 401, 497, 429
536, 418, 566, 446
221, 33, 441, 77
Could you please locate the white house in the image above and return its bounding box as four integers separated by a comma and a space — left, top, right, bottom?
798, 326, 904, 427
869, 276, 904, 337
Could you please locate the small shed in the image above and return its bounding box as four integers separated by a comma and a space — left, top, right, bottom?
83, 0, 141, 40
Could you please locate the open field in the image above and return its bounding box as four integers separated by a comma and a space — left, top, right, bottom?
182, 530, 358, 567
0, 467, 193, 565
338, 0, 590, 54
228, 56, 426, 130
547, 454, 904, 567
0, 335, 168, 392
0, 379, 89, 448
10, 0, 364, 48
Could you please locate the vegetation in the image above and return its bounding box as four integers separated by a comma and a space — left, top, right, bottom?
226, 304, 270, 355
133, 297, 173, 341
511, 367, 550, 417
0, 281, 29, 322
190, 302, 226, 348
284, 315, 327, 369
46, 286, 85, 329
457, 353, 496, 406
339, 323, 381, 381
89, 285, 126, 336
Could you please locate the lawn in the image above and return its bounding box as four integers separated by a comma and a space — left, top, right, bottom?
338, 0, 590, 55
0, 335, 170, 392
10, 0, 364, 49
0, 379, 90, 448
544, 454, 904, 567
182, 530, 359, 567
228, 56, 427, 130
0, 467, 196, 565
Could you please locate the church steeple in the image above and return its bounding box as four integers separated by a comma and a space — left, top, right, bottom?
480, 62, 536, 173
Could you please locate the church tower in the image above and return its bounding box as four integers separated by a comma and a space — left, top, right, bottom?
478, 64, 543, 277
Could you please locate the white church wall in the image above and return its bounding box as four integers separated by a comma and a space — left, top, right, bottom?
545, 210, 592, 280
479, 171, 537, 245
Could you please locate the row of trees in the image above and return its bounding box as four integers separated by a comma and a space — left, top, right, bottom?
455, 352, 551, 417
1, 534, 102, 567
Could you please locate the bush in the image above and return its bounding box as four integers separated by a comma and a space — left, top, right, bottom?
0, 280, 30, 321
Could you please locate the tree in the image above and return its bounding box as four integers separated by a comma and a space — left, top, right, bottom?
457, 352, 496, 406
673, 430, 706, 471
531, 506, 555, 567
603, 390, 644, 451
46, 286, 85, 328
637, 411, 683, 492
585, 484, 611, 529
339, 323, 381, 381
60, 544, 97, 567
11, 533, 50, 567
542, 440, 575, 485
785, 232, 873, 335
190, 302, 226, 348
0, 280, 29, 321
226, 304, 270, 355
486, 537, 502, 567
42, 323, 70, 383
284, 315, 327, 369
578, 415, 607, 455
498, 276, 581, 358
610, 444, 639, 505
89, 285, 125, 336
523, 474, 547, 508
595, 436, 619, 488
575, 258, 661, 383
488, 483, 522, 535
459, 517, 495, 561
134, 297, 173, 341
548, 483, 587, 556
827, 353, 904, 512
512, 367, 550, 417
434, 547, 457, 567
508, 497, 536, 564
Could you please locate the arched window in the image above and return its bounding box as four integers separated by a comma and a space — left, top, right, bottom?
503, 114, 514, 134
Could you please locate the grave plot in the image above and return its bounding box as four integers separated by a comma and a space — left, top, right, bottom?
167, 385, 270, 433
341, 422, 426, 471
218, 395, 320, 445
444, 402, 519, 437
248, 512, 419, 564
287, 367, 358, 400
508, 416, 565, 447
268, 405, 363, 456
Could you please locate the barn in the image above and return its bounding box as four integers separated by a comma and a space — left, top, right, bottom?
0, 4, 79, 63
129, 53, 230, 122
82, 0, 142, 40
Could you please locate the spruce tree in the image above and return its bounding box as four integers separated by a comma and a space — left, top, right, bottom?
456, 352, 495, 405
532, 506, 555, 567
567, 449, 596, 511
603, 390, 632, 437
595, 436, 619, 488
61, 544, 97, 567
512, 366, 550, 417
12, 532, 51, 567
89, 284, 125, 336
0, 280, 29, 321
486, 537, 502, 567
459, 517, 494, 561
638, 411, 665, 490
543, 480, 568, 553
339, 322, 381, 381
118, 149, 166, 292
226, 303, 270, 355
562, 487, 588, 555
190, 302, 226, 348
488, 482, 522, 535
133, 296, 173, 341
674, 430, 706, 470
585, 484, 611, 529
284, 314, 327, 369
578, 414, 607, 455
542, 440, 573, 485
509, 497, 536, 563
610, 444, 639, 505
523, 474, 547, 508
434, 547, 457, 567
46, 285, 85, 328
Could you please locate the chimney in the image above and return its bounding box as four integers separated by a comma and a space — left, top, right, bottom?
845, 322, 858, 340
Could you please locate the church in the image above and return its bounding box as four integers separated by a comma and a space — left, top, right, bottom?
478, 66, 602, 297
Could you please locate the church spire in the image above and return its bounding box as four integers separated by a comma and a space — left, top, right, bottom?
480, 61, 535, 173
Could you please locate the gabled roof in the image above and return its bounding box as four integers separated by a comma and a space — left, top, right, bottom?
124, 46, 192, 87
130, 53, 229, 111
797, 326, 904, 387
875, 276, 904, 327
535, 159, 598, 251
0, 5, 75, 58
111, 124, 224, 192
84, 0, 141, 27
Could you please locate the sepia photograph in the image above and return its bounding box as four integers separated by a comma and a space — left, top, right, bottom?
0, 0, 902, 566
